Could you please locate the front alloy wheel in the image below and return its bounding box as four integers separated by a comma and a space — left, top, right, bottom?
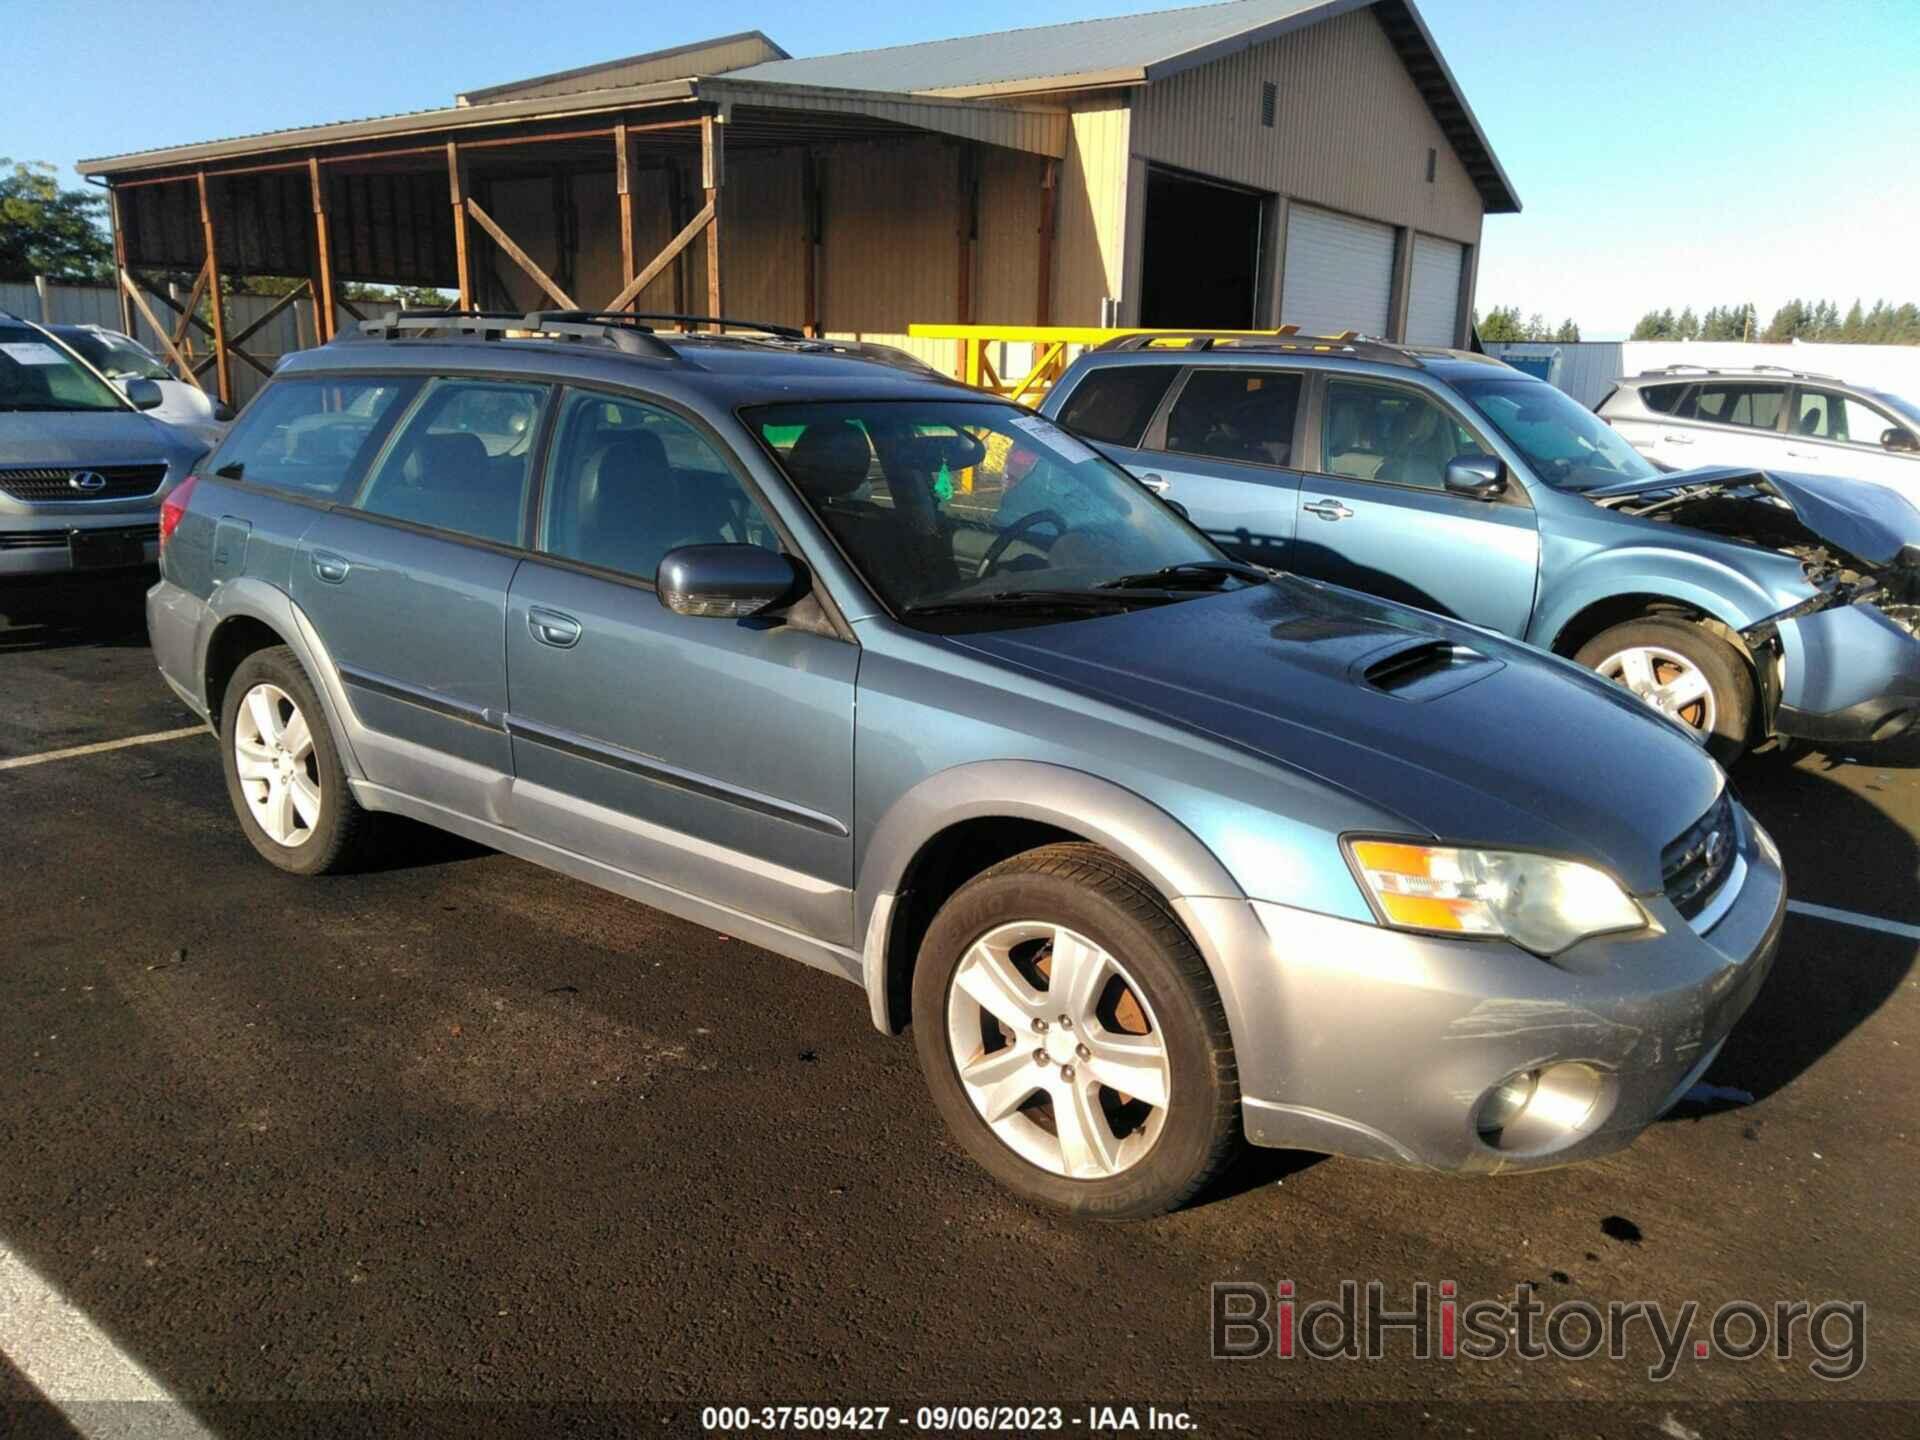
1574, 617, 1754, 765
1592, 644, 1717, 737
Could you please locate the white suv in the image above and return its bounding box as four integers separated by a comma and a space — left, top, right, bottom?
1597, 365, 1920, 502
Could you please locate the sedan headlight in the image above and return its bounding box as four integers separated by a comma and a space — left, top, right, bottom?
1345, 839, 1648, 956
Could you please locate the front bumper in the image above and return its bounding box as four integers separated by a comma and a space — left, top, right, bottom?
1182, 805, 1784, 1173
1770, 600, 1920, 745
0, 519, 160, 577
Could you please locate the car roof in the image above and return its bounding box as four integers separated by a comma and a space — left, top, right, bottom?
1072, 332, 1520, 386
1614, 365, 1849, 387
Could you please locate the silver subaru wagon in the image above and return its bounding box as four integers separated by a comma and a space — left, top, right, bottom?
147, 312, 1784, 1218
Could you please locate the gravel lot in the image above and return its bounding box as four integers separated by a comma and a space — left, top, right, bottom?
1, 574, 1914, 1439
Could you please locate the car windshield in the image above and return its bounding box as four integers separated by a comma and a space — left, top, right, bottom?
1455, 375, 1660, 490
749, 399, 1250, 624
61, 330, 171, 382
1868, 390, 1920, 428
0, 324, 127, 413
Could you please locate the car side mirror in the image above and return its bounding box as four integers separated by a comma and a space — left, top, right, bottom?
657, 544, 805, 619
1443, 455, 1508, 499
124, 378, 164, 411
1883, 427, 1918, 454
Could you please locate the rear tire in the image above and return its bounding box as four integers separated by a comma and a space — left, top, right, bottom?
219, 645, 377, 875
1575, 617, 1754, 765
911, 843, 1241, 1219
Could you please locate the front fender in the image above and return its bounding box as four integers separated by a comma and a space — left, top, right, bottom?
1528, 542, 1794, 649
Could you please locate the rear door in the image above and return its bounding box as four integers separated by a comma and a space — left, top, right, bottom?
502, 386, 858, 948
1660, 381, 1789, 470
290, 375, 551, 818
1290, 374, 1539, 635
1785, 387, 1920, 497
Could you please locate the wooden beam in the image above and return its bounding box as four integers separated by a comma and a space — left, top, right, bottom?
801, 150, 821, 338
447, 142, 473, 309
335, 292, 368, 324
134, 266, 274, 380
168, 261, 211, 359
1036, 159, 1059, 327
226, 280, 309, 350
614, 124, 636, 310
604, 199, 712, 313
107, 187, 136, 338
308, 157, 336, 342
118, 269, 204, 391
701, 115, 723, 329
196, 172, 232, 406
465, 196, 578, 311
665, 161, 687, 316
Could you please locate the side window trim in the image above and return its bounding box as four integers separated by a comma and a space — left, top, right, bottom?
1143, 364, 1309, 472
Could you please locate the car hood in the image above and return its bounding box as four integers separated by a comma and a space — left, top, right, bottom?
948, 579, 1724, 895
1584, 466, 1920, 570
0, 408, 197, 467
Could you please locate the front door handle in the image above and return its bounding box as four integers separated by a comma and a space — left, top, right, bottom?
1663, 432, 1694, 446
310, 550, 350, 584
527, 606, 582, 649
1137, 473, 1171, 494
1302, 499, 1354, 521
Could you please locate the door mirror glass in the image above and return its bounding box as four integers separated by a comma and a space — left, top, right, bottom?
1444, 456, 1507, 499
657, 544, 803, 619
1883, 427, 1918, 453
124, 377, 164, 410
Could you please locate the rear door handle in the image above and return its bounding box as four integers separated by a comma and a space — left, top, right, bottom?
1302, 499, 1353, 521
527, 606, 582, 649
1663, 433, 1694, 446
1137, 473, 1170, 494
310, 550, 350, 584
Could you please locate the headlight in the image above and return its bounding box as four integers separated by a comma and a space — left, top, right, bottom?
1345, 839, 1648, 956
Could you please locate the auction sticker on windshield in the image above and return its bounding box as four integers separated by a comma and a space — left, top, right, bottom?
0, 343, 69, 366
1009, 413, 1101, 466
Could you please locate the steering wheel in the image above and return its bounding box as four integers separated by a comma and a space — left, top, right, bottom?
977, 508, 1068, 579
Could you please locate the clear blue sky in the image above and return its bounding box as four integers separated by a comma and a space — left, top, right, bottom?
6, 0, 1916, 339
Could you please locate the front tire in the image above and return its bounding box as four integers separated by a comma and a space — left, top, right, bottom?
911, 843, 1241, 1219
1575, 617, 1754, 765
219, 645, 377, 875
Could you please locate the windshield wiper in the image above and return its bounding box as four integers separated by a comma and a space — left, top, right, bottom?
901, 588, 1176, 619
1095, 560, 1271, 590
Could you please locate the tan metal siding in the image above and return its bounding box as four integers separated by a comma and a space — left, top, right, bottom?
1131, 7, 1483, 245
819, 137, 962, 372
1052, 96, 1131, 325
974, 147, 1045, 324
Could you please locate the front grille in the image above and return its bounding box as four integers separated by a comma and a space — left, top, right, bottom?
0, 465, 168, 502
1661, 791, 1738, 920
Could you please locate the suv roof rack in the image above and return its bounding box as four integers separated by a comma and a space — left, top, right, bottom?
1642, 362, 1840, 384
533, 310, 808, 341
343, 309, 679, 359
1095, 329, 1427, 368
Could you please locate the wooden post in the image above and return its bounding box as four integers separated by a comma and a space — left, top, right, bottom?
701, 114, 723, 327
614, 123, 637, 311
801, 149, 821, 338
447, 141, 473, 310
308, 157, 336, 341
665, 161, 687, 318
107, 187, 136, 337
195, 172, 232, 407
957, 144, 977, 326
1036, 159, 1059, 327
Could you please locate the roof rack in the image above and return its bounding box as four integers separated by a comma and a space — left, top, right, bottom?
1097, 329, 1424, 368
531, 310, 808, 341
344, 309, 677, 359
1643, 362, 1840, 383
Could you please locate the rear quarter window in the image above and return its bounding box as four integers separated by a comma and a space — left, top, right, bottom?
1639, 383, 1688, 414
207, 376, 421, 500
1055, 365, 1179, 447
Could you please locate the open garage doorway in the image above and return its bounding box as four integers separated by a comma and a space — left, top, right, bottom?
1139, 168, 1267, 329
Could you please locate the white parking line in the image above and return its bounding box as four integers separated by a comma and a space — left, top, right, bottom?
1787, 900, 1920, 943
0, 726, 205, 773
0, 1242, 216, 1437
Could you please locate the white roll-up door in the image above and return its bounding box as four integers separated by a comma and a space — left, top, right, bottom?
1406, 235, 1465, 347
1280, 205, 1395, 338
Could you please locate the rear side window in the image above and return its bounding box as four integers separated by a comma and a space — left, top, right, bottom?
208, 377, 420, 499
1164, 369, 1302, 466
1639, 383, 1688, 414
1055, 365, 1177, 447
351, 379, 549, 546
1687, 383, 1784, 430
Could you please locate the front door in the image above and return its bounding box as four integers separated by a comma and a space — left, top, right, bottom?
1786, 387, 1920, 501
502, 387, 859, 947
1290, 376, 1539, 636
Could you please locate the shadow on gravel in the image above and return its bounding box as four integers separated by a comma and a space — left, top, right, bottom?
0, 573, 155, 654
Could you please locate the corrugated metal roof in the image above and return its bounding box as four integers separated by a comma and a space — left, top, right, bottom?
726, 0, 1336, 92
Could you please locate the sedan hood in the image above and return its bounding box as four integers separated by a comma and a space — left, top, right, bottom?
1584, 466, 1920, 571
0, 408, 197, 468
950, 580, 1724, 894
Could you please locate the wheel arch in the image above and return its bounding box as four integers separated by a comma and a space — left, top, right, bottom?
198, 579, 366, 779
854, 762, 1247, 1036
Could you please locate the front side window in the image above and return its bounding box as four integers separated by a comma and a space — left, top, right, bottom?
751, 399, 1237, 620
208, 375, 421, 499
60, 330, 171, 382
0, 323, 126, 412
352, 379, 548, 546
1054, 365, 1178, 448
540, 389, 776, 581
1687, 383, 1784, 430
1456, 375, 1656, 490
1164, 368, 1302, 467
1322, 380, 1490, 489
1793, 390, 1901, 447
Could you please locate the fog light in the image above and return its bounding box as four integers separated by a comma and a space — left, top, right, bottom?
1476, 1070, 1538, 1135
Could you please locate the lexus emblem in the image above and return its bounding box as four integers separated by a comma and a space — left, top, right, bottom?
68, 471, 109, 493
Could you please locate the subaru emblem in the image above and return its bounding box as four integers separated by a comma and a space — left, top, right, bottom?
69, 471, 109, 493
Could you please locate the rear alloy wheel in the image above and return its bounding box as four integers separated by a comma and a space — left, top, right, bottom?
219, 645, 377, 875
1575, 617, 1753, 764
913, 843, 1240, 1218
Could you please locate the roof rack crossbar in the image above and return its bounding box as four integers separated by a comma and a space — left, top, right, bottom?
340, 309, 678, 359
530, 309, 808, 341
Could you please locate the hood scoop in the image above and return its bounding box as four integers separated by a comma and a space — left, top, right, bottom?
1357, 639, 1504, 700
